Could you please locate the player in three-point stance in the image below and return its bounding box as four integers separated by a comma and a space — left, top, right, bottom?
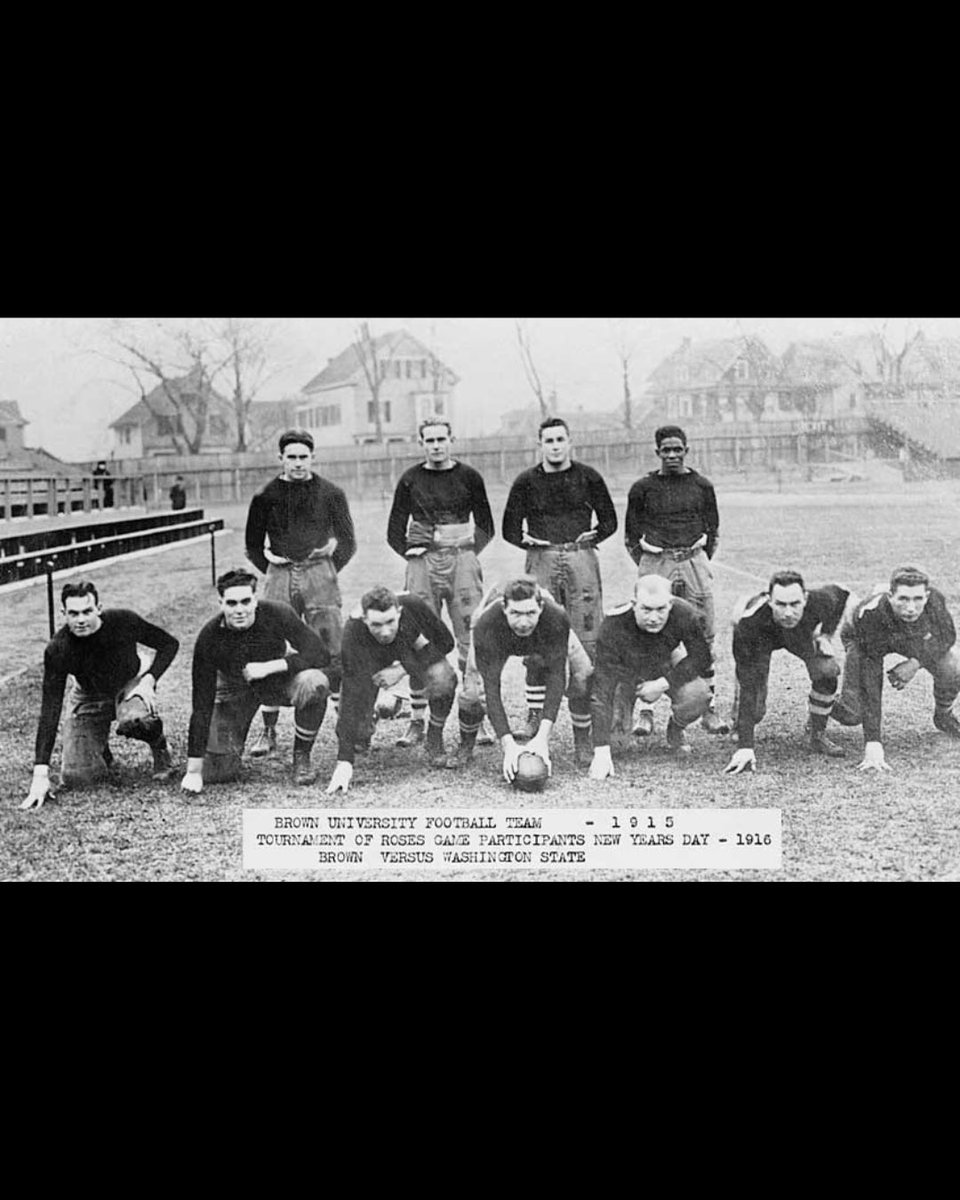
245, 428, 356, 757
181, 569, 335, 793
22, 580, 179, 810
325, 586, 459, 795
502, 415, 617, 743
831, 565, 960, 772
625, 424, 728, 736
387, 418, 495, 748
456, 578, 594, 782
588, 574, 713, 781
723, 570, 851, 776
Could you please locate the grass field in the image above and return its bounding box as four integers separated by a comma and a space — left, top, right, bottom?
3, 476, 960, 883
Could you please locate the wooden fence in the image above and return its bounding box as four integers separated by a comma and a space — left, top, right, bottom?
4, 419, 877, 517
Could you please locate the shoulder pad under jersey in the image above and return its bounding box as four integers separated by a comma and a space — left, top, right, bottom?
606, 601, 633, 616
732, 592, 768, 626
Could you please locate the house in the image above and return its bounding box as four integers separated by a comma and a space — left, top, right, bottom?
777, 335, 884, 418
0, 400, 29, 462
0, 400, 65, 471
295, 330, 458, 446
644, 335, 782, 423
246, 398, 301, 452
778, 332, 960, 418
109, 368, 236, 457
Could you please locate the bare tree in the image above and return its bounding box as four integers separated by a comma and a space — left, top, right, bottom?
100, 318, 222, 455
352, 322, 402, 443
874, 320, 922, 393
514, 319, 550, 419
216, 318, 285, 450
608, 318, 645, 430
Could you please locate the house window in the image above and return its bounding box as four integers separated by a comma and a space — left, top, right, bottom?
383, 400, 392, 423
210, 415, 228, 438
736, 360, 749, 381
421, 360, 429, 378
434, 397, 445, 416
394, 360, 403, 379
0, 426, 7, 442
156, 415, 183, 436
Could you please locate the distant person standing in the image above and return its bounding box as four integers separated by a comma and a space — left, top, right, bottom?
93, 461, 115, 510
245, 429, 356, 757
169, 476, 187, 511
625, 425, 728, 735
387, 418, 495, 748
502, 415, 617, 739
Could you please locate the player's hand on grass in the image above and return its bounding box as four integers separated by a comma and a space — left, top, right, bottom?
857, 742, 891, 772
372, 663, 406, 689
637, 676, 671, 704
180, 770, 204, 794
525, 733, 552, 776
723, 748, 756, 775
589, 746, 615, 781
21, 767, 53, 810
502, 737, 522, 783
326, 761, 353, 794
887, 658, 919, 690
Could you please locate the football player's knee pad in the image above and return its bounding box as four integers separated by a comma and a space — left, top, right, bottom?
423, 660, 457, 699
288, 668, 330, 708
813, 656, 841, 683
673, 677, 711, 724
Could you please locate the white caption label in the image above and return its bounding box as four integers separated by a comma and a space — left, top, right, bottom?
243, 809, 782, 872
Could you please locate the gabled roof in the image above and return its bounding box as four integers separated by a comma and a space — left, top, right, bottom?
646, 335, 776, 388
0, 399, 28, 426
902, 335, 960, 382
109, 368, 231, 428
302, 329, 459, 394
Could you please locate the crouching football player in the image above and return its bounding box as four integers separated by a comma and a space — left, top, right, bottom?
325, 587, 458, 795
589, 574, 712, 781
181, 569, 335, 793
21, 580, 179, 810
831, 566, 960, 772
724, 571, 851, 776
457, 578, 594, 782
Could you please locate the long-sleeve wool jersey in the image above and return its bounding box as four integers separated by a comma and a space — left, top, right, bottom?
848, 587, 957, 742
337, 593, 455, 763
501, 461, 618, 548
187, 600, 334, 757
471, 598, 571, 739
732, 584, 850, 749
35, 610, 179, 765
245, 474, 356, 575
625, 469, 719, 561
590, 598, 711, 747
387, 462, 494, 557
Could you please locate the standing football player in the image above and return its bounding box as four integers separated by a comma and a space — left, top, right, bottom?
21, 581, 179, 810
245, 429, 356, 757
723, 570, 852, 776
625, 425, 728, 735
387, 418, 495, 747
502, 415, 617, 738
831, 566, 960, 771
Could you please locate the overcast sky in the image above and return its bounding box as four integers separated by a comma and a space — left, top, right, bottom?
2, 316, 958, 461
